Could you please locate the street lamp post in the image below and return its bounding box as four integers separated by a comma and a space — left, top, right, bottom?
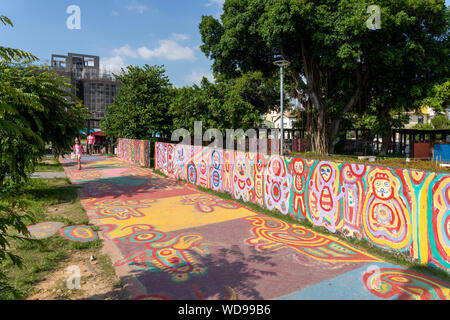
273, 59, 290, 156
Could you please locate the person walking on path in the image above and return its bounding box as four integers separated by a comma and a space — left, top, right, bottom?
87, 132, 95, 155
73, 138, 84, 170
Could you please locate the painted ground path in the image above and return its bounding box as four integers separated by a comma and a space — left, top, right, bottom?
61, 156, 450, 300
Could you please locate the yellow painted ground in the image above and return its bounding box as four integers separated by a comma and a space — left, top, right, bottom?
100, 193, 257, 238
86, 159, 125, 167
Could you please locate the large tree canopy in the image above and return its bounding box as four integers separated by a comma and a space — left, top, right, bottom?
0, 66, 88, 185
421, 80, 450, 113
169, 72, 280, 137
199, 0, 449, 154
0, 16, 88, 186
102, 65, 174, 140
170, 77, 261, 135
0, 15, 88, 287
103, 67, 281, 141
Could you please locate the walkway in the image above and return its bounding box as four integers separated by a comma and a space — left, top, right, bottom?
30, 172, 67, 179
61, 156, 450, 300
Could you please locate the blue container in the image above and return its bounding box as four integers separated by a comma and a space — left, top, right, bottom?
434, 143, 450, 162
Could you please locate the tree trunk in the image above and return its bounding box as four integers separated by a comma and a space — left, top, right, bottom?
328, 118, 342, 154
307, 108, 329, 155
0, 162, 6, 190
287, 41, 368, 156
379, 111, 392, 156
298, 42, 330, 155
310, 130, 328, 154
380, 128, 392, 156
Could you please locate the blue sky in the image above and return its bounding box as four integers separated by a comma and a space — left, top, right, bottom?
1, 0, 449, 87
0, 0, 225, 87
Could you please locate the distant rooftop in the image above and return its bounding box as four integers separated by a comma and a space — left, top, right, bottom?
50, 52, 116, 80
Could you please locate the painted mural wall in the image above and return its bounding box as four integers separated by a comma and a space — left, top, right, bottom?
117, 138, 152, 168
154, 142, 450, 272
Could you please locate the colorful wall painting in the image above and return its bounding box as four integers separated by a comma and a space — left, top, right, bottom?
117, 138, 152, 168
150, 142, 450, 272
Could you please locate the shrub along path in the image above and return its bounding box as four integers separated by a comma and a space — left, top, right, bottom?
61, 156, 450, 300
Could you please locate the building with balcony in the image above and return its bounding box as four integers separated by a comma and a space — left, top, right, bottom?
50, 53, 121, 130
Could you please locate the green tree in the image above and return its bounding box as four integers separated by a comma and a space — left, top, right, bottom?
351, 104, 409, 137
1, 15, 88, 185
0, 15, 88, 290
0, 65, 88, 186
199, 0, 449, 154
169, 76, 268, 137
411, 114, 450, 131
102, 65, 174, 140
422, 81, 450, 113
412, 122, 434, 130
431, 114, 449, 129
219, 71, 280, 116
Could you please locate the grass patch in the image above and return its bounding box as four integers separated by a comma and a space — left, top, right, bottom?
34, 163, 64, 172
0, 178, 112, 299
152, 168, 168, 178
196, 185, 450, 283
34, 156, 64, 172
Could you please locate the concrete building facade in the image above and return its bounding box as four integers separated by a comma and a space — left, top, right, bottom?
50, 53, 120, 130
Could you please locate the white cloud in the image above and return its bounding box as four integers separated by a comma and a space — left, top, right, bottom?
126, 4, 147, 14
171, 33, 190, 41
111, 10, 119, 16
126, 2, 158, 14
184, 70, 214, 86
205, 0, 225, 7
112, 40, 197, 62
137, 40, 196, 61
106, 35, 198, 76
113, 45, 138, 59
100, 55, 126, 74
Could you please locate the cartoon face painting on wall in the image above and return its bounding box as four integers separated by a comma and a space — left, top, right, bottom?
174, 144, 187, 180
341, 164, 366, 238
264, 156, 292, 215
254, 153, 268, 207
187, 161, 197, 185
209, 150, 222, 191
233, 153, 253, 202
363, 169, 411, 250
156, 143, 166, 172
167, 144, 174, 175
223, 150, 234, 193
199, 159, 208, 188
307, 161, 344, 232
373, 173, 393, 200
291, 158, 306, 218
